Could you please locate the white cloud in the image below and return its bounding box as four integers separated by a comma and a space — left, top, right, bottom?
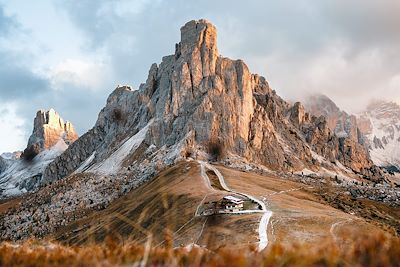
49, 58, 111, 91
0, 103, 27, 152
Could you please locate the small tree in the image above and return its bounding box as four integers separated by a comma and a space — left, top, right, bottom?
22, 144, 40, 162
206, 138, 225, 162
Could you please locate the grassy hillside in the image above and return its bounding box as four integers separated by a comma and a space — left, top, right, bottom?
54, 161, 261, 248
49, 160, 396, 251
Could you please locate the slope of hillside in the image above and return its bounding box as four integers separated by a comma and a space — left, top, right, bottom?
49, 161, 394, 250
0, 140, 67, 197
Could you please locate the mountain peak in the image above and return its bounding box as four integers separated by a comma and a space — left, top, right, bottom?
174, 19, 218, 79
179, 19, 217, 53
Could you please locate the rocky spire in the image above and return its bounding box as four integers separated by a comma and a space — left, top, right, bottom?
177, 19, 218, 58
175, 20, 219, 88
43, 19, 382, 184
26, 109, 78, 154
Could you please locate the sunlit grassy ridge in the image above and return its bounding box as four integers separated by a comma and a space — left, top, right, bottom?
1, 232, 399, 267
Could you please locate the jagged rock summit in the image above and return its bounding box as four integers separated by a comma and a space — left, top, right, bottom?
0, 109, 78, 197
24, 109, 78, 158
44, 19, 380, 185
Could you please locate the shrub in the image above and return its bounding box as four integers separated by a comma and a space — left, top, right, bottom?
22, 144, 41, 161
206, 139, 225, 162
112, 108, 126, 123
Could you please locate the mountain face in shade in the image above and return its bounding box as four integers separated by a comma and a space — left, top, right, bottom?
0, 109, 78, 198
304, 94, 364, 145
43, 19, 380, 186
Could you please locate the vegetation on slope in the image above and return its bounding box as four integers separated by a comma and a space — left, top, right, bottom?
1, 232, 399, 267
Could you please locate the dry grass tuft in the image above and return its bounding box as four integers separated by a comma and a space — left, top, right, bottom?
1, 232, 399, 267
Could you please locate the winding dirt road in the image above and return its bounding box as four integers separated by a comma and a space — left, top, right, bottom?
198, 161, 273, 251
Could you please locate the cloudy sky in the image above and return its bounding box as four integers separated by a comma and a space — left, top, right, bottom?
0, 0, 399, 152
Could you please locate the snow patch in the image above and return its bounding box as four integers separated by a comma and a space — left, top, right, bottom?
88, 121, 152, 175
0, 139, 68, 198
73, 151, 96, 174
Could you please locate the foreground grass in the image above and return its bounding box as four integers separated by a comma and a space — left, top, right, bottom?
1, 232, 399, 267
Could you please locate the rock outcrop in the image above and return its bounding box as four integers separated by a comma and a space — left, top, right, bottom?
43, 19, 380, 185
24, 109, 78, 156
304, 94, 363, 144
0, 156, 6, 174
304, 94, 383, 178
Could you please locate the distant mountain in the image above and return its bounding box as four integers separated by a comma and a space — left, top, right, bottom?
0, 109, 78, 198
358, 101, 400, 172
1, 152, 22, 160
304, 94, 364, 144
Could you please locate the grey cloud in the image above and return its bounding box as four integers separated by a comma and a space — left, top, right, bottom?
0, 51, 50, 101
0, 5, 50, 101
55, 0, 400, 114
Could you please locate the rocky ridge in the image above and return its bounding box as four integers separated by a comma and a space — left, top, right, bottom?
0, 156, 7, 174
304, 94, 364, 144
304, 94, 384, 179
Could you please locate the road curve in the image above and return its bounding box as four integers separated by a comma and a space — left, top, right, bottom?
198, 161, 273, 251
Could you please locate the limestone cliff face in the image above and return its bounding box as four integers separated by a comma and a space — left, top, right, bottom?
303, 94, 381, 177
26, 109, 78, 153
43, 20, 380, 184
